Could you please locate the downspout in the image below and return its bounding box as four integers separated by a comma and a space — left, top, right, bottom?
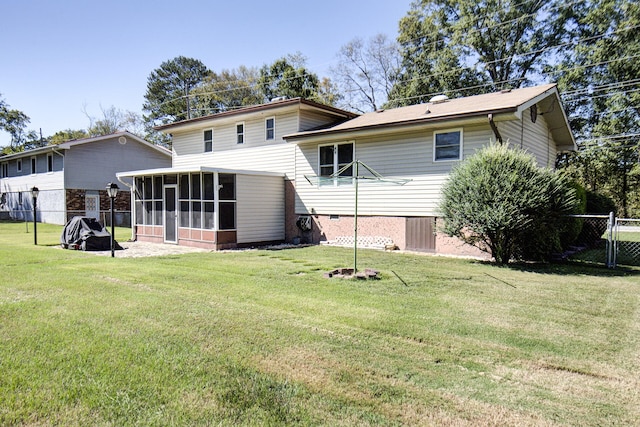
488, 114, 503, 144
117, 175, 136, 241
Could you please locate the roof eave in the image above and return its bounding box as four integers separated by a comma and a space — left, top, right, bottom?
284, 108, 518, 143
153, 99, 357, 133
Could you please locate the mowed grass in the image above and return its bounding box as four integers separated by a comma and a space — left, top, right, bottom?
1, 221, 639, 426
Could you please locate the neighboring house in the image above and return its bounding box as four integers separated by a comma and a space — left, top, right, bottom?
116, 98, 356, 249
0, 131, 171, 225
117, 84, 575, 255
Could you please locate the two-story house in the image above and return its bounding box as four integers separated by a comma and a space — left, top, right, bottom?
116, 98, 356, 249
118, 84, 576, 255
0, 131, 171, 225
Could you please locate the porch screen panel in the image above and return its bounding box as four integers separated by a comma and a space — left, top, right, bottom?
180, 201, 189, 227
203, 173, 214, 229
218, 174, 236, 230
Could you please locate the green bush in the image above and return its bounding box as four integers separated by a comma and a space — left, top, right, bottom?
585, 190, 616, 215
440, 144, 578, 264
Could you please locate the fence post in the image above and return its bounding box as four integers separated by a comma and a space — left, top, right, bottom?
607, 211, 615, 268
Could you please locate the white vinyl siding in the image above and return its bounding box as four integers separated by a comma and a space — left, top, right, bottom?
236, 174, 284, 243
294, 125, 493, 217
499, 112, 556, 168
173, 142, 296, 179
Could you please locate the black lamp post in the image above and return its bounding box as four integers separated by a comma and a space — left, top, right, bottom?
106, 182, 119, 257
31, 187, 39, 245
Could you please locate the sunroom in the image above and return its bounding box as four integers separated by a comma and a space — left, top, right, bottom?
117, 166, 284, 250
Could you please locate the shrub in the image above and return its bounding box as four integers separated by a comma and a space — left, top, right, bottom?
585, 190, 616, 215
439, 144, 578, 264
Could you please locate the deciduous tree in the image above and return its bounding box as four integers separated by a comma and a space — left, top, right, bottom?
389, 0, 574, 106
331, 34, 400, 112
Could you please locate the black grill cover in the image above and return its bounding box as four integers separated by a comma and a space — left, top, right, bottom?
60, 216, 122, 251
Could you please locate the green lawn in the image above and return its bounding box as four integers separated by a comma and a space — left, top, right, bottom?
1, 221, 639, 426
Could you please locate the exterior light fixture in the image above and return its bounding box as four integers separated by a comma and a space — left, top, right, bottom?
31, 187, 39, 245
106, 182, 119, 257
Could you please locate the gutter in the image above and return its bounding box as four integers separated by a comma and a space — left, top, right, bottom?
488, 114, 503, 144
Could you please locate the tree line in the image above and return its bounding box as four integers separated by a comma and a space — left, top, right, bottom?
1, 0, 638, 216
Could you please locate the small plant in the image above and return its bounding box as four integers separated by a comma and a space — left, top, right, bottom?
440, 143, 579, 264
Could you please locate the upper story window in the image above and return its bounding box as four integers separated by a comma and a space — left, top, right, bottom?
319, 142, 354, 186
204, 129, 213, 152
17, 159, 22, 172
265, 117, 275, 140
30, 157, 37, 174
434, 129, 463, 161
236, 123, 245, 144
47, 154, 53, 172
1, 163, 7, 178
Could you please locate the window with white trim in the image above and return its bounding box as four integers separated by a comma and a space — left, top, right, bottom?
17, 159, 22, 172
204, 129, 213, 152
30, 157, 37, 174
318, 142, 354, 186
1, 163, 7, 178
236, 122, 245, 144
265, 117, 275, 140
434, 129, 463, 161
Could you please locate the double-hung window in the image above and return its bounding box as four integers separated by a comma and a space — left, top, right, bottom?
318, 142, 354, 186
236, 123, 245, 144
204, 129, 213, 152
434, 129, 463, 161
265, 117, 275, 140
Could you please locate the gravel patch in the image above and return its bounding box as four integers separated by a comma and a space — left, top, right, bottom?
79, 241, 211, 258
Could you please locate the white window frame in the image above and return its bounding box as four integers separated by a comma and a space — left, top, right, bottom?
265, 117, 275, 140
204, 129, 213, 152
433, 128, 463, 162
47, 153, 54, 173
1, 162, 7, 178
318, 141, 355, 187
17, 159, 22, 172
236, 122, 245, 144
30, 156, 37, 174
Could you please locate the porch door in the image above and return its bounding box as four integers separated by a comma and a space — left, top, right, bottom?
164, 185, 178, 243
85, 194, 100, 220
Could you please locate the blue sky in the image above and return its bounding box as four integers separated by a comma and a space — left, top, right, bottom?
0, 0, 411, 147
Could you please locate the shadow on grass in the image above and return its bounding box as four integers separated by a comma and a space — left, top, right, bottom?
504, 260, 640, 278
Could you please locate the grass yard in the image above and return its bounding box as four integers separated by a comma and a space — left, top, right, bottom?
0, 221, 639, 426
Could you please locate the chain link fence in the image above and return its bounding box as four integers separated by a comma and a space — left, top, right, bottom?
564, 214, 640, 268
613, 218, 640, 267
0, 209, 131, 228
565, 214, 613, 266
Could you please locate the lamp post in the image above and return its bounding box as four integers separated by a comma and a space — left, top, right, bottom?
31, 187, 39, 245
106, 182, 119, 257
